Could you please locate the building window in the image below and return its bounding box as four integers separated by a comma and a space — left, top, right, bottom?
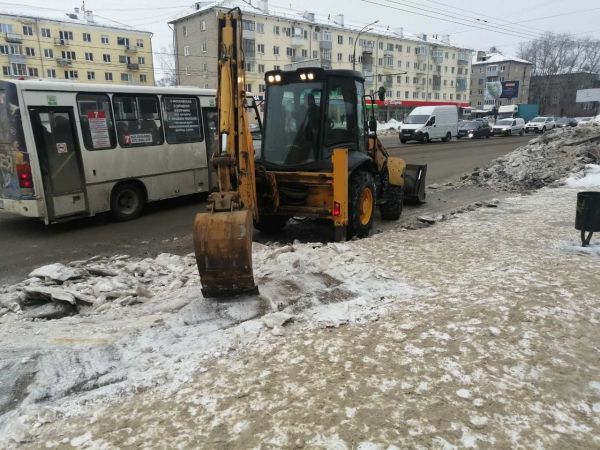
202, 63, 207, 72
258, 64, 265, 73
273, 25, 279, 35
140, 74, 147, 83
286, 47, 295, 57
41, 28, 51, 38
184, 46, 190, 56
47, 69, 56, 78
435, 92, 440, 100
182, 25, 188, 37
337, 53, 343, 62
405, 91, 409, 98
28, 67, 38, 77
105, 72, 113, 81
22, 25, 33, 36
87, 71, 95, 80
185, 66, 191, 75
257, 23, 264, 33
162, 96, 203, 143
117, 37, 130, 47
450, 93, 454, 100
83, 33, 91, 42
337, 35, 343, 44
138, 56, 145, 64
257, 43, 265, 53
202, 42, 207, 52
273, 46, 279, 55
245, 61, 255, 72
59, 31, 73, 41
259, 84, 265, 92
2, 66, 10, 76
201, 21, 206, 31
273, 65, 280, 70
85, 52, 93, 61
64, 70, 78, 79
120, 73, 130, 83
26, 47, 35, 57
412, 92, 418, 99
76, 93, 117, 150
101, 35, 109, 44
136, 39, 144, 48
62, 51, 76, 60
103, 54, 111, 63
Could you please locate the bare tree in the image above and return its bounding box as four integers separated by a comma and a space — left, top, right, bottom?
155, 45, 178, 87
519, 33, 600, 76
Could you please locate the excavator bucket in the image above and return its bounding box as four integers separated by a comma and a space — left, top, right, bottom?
404, 164, 428, 204
193, 209, 258, 298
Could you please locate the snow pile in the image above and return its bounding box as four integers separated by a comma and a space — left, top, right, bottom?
377, 118, 402, 133
566, 164, 600, 188
466, 126, 600, 192
0, 241, 421, 444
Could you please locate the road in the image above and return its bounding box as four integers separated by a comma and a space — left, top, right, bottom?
0, 135, 531, 285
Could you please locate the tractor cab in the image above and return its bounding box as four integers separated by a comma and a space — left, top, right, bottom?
260, 68, 370, 172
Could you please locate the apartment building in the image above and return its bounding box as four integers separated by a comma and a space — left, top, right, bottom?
170, 0, 472, 118
0, 8, 154, 85
470, 49, 532, 110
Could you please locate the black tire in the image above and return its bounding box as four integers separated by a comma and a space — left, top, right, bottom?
254, 215, 288, 234
441, 132, 452, 142
347, 170, 376, 239
519, 129, 524, 136
380, 184, 403, 220
542, 126, 546, 133
111, 182, 145, 221
485, 133, 491, 139
400, 139, 407, 144
456, 135, 461, 139
420, 133, 429, 144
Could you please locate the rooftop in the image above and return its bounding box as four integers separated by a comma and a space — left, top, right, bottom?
171, 0, 471, 51
0, 6, 152, 34
472, 52, 531, 65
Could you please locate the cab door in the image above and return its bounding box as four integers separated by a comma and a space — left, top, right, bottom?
28, 107, 88, 220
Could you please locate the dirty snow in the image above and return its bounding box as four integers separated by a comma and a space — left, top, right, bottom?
2, 132, 600, 448
566, 164, 600, 188
465, 124, 600, 192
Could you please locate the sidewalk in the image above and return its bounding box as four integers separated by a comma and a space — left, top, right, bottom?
4, 176, 599, 449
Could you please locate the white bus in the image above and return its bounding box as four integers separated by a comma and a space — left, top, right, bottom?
0, 80, 219, 224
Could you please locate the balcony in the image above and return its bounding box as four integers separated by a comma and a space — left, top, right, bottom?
55, 57, 72, 66
456, 78, 468, 91
383, 80, 393, 89
432, 84, 441, 91
54, 38, 70, 46
431, 50, 444, 64
360, 41, 374, 53
127, 63, 140, 70
242, 28, 255, 39
319, 40, 332, 50
5, 32, 23, 43
124, 45, 138, 53
8, 54, 27, 64
320, 57, 332, 69
457, 52, 470, 65
486, 66, 498, 76
291, 34, 304, 47
383, 49, 394, 57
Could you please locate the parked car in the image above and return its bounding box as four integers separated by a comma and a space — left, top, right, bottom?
524, 117, 556, 133
576, 117, 594, 126
457, 120, 491, 139
492, 118, 525, 136
555, 117, 578, 128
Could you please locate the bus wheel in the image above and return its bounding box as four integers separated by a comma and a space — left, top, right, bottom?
111, 182, 145, 221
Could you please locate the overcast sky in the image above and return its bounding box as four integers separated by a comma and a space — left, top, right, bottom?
2, 0, 599, 77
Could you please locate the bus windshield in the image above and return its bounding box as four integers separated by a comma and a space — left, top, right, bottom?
262, 81, 323, 166
0, 81, 29, 199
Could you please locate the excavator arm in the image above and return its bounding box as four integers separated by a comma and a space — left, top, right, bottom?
193, 8, 259, 297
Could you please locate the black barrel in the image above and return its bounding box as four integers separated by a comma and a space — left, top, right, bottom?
575, 192, 600, 232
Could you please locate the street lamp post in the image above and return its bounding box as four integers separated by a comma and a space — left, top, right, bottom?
352, 20, 379, 71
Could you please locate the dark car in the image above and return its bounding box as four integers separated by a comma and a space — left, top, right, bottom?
555, 117, 578, 128
457, 120, 491, 139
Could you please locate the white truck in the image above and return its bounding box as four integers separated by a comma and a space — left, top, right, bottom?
399, 105, 458, 144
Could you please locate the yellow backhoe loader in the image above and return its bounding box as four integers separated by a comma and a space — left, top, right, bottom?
193, 8, 426, 297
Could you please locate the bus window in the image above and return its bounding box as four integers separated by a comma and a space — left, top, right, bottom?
113, 95, 164, 147
162, 96, 203, 144
76, 93, 116, 150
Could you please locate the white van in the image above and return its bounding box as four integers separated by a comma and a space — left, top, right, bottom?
492, 118, 525, 136
399, 105, 458, 143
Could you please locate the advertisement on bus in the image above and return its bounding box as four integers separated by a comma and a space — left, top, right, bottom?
0, 80, 30, 200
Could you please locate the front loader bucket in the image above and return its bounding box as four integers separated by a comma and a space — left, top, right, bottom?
193, 209, 259, 298
404, 164, 427, 204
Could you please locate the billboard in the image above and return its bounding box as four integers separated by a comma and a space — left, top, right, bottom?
485, 80, 520, 100
576, 88, 600, 103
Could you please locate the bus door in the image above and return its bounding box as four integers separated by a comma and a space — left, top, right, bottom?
28, 107, 88, 220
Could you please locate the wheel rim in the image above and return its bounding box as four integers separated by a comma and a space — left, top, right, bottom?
117, 189, 139, 215
359, 187, 374, 225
